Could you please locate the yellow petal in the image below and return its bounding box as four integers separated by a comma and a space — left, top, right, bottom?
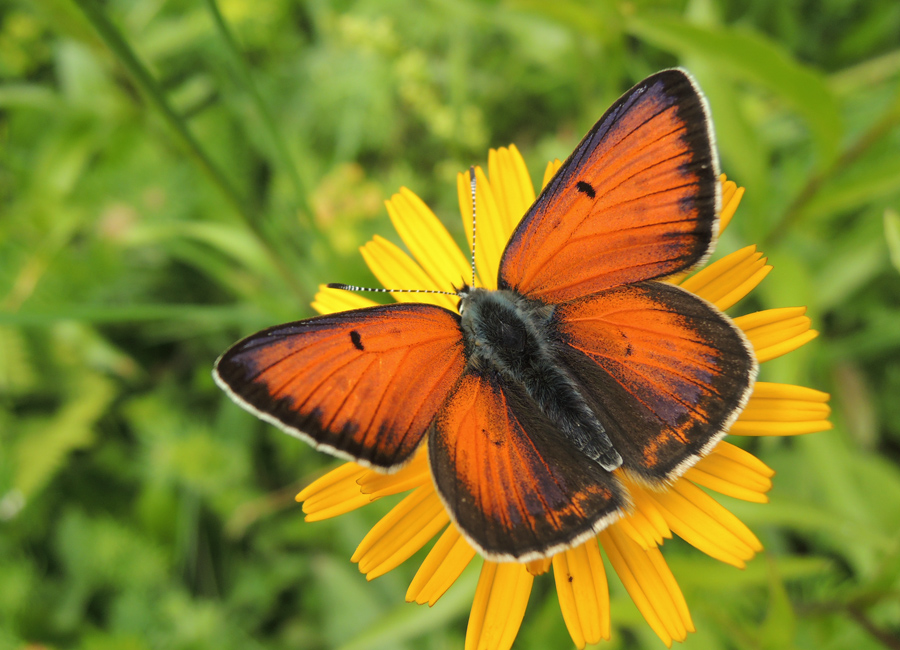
466, 561, 534, 650
599, 526, 693, 647
644, 500, 747, 568
407, 525, 476, 606
526, 558, 552, 576
554, 552, 586, 650
733, 307, 819, 362
616, 512, 660, 549
297, 462, 373, 521
311, 284, 378, 315
674, 481, 763, 551
643, 480, 761, 568
748, 381, 831, 403
718, 175, 744, 234
732, 381, 832, 436
645, 544, 695, 635
458, 167, 505, 288
694, 441, 775, 484
742, 382, 832, 422
730, 419, 834, 436
740, 399, 831, 422
679, 245, 772, 310
712, 440, 776, 474
631, 506, 668, 546
488, 145, 536, 236
687, 441, 774, 502
357, 448, 430, 497
295, 462, 364, 502
352, 485, 449, 580
360, 236, 457, 309
553, 538, 611, 648
542, 159, 563, 189
628, 485, 673, 543
386, 188, 473, 292
684, 466, 769, 503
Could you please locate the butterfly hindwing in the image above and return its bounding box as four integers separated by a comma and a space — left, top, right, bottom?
499, 69, 719, 303
214, 304, 466, 470
428, 369, 628, 561
550, 281, 757, 483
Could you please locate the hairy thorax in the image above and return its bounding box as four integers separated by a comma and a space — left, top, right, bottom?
457, 287, 622, 471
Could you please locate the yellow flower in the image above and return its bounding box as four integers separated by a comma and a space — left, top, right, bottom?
299, 145, 832, 649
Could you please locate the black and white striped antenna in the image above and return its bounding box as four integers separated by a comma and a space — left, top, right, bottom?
326, 283, 456, 296
468, 166, 477, 288
329, 167, 482, 298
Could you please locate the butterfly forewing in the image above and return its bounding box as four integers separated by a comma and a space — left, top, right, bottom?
428, 369, 628, 561
499, 69, 719, 304
214, 304, 466, 470
550, 282, 757, 483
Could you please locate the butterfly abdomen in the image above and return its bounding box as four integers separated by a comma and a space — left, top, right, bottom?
458, 288, 623, 471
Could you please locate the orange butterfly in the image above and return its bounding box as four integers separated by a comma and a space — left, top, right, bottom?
214, 69, 757, 562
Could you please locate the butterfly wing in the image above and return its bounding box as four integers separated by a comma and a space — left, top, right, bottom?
550, 282, 757, 484
214, 304, 466, 470
428, 368, 628, 561
499, 69, 719, 304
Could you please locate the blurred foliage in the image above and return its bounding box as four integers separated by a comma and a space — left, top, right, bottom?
2, 0, 900, 649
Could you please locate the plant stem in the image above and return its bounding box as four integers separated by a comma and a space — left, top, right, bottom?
765, 89, 900, 247
847, 606, 900, 650
203, 0, 319, 237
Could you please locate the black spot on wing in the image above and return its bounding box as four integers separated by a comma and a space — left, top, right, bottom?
349, 330, 364, 351
576, 180, 596, 199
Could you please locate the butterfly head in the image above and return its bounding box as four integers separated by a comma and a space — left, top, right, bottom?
457, 286, 554, 355
454, 282, 476, 316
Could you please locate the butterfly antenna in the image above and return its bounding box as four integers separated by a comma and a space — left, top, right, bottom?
327, 283, 456, 297
329, 168, 479, 299
469, 166, 477, 287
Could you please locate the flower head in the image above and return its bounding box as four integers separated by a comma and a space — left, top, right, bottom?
300, 145, 831, 649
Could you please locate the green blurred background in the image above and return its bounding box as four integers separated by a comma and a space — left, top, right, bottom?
2, 0, 900, 648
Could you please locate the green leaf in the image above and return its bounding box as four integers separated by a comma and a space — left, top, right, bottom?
759, 557, 796, 650
14, 373, 115, 498
126, 222, 277, 281
0, 304, 257, 325
54, 510, 169, 592
847, 450, 900, 538
625, 15, 842, 163
0, 83, 61, 111
667, 554, 832, 590
884, 209, 900, 273
813, 210, 888, 312
0, 326, 36, 394
741, 500, 891, 551
801, 153, 900, 220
